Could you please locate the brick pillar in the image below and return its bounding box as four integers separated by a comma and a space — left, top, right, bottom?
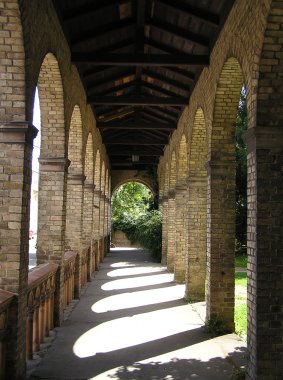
244, 127, 283, 380
167, 190, 176, 272
92, 189, 101, 266
105, 197, 111, 253
66, 174, 85, 298
37, 157, 69, 326
174, 182, 187, 283
185, 176, 207, 301
83, 183, 95, 249
0, 122, 38, 379
161, 195, 168, 264
206, 160, 235, 331
99, 193, 105, 261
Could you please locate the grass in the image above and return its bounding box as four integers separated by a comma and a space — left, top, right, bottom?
235, 272, 247, 340
235, 255, 247, 268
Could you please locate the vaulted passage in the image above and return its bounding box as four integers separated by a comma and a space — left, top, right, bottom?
0, 1, 283, 380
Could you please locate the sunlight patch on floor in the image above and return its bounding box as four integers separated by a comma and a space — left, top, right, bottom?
88, 334, 244, 380
110, 262, 137, 268
92, 284, 185, 313
107, 266, 166, 277
73, 304, 202, 358
101, 273, 174, 291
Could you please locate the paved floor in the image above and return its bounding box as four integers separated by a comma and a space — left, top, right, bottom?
30, 248, 247, 380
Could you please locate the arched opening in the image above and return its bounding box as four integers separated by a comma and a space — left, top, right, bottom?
93, 150, 101, 265
111, 182, 161, 259
207, 57, 244, 332
186, 108, 208, 301
29, 88, 41, 268
65, 105, 84, 252
83, 133, 94, 249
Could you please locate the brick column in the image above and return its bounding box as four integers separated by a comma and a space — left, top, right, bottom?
83, 183, 95, 249
206, 160, 235, 331
37, 157, 69, 325
0, 122, 37, 379
66, 174, 85, 298
161, 195, 168, 264
185, 176, 207, 301
167, 190, 176, 272
92, 189, 101, 266
105, 197, 111, 253
99, 193, 106, 261
244, 127, 283, 380
174, 182, 187, 283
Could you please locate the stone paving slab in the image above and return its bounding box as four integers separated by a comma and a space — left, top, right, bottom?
29, 248, 246, 380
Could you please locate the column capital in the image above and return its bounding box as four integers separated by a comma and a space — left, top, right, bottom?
67, 174, 86, 185
243, 126, 283, 151
93, 189, 102, 197
84, 183, 96, 191
0, 121, 38, 145
39, 157, 70, 172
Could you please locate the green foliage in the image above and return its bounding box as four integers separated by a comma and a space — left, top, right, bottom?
230, 367, 246, 380
235, 255, 247, 268
235, 87, 247, 256
111, 182, 162, 261
235, 271, 247, 340
204, 314, 231, 336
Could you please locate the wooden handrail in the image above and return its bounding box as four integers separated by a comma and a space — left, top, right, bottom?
27, 264, 58, 360
0, 289, 15, 380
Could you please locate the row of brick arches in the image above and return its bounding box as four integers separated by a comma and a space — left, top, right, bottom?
0, 0, 283, 379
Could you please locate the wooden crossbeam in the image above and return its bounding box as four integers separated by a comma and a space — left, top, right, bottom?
72, 53, 209, 66
148, 18, 210, 49
143, 69, 190, 92
97, 121, 175, 130
157, 0, 219, 27
89, 96, 188, 106
103, 139, 167, 145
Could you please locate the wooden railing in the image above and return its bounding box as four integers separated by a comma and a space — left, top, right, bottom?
63, 251, 77, 310
0, 289, 15, 380
26, 263, 58, 360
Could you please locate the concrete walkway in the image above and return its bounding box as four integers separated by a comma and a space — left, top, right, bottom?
30, 248, 246, 380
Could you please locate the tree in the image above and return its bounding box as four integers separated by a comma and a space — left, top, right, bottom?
111, 182, 162, 261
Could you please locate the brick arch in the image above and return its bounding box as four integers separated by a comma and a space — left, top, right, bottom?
0, 0, 25, 122
169, 151, 177, 190
177, 135, 188, 183
100, 161, 106, 194
94, 150, 101, 190
211, 57, 244, 159
111, 178, 155, 195
84, 133, 94, 183
82, 133, 94, 249
207, 57, 244, 331
37, 52, 65, 158
186, 108, 208, 300
68, 105, 83, 174
257, 1, 283, 127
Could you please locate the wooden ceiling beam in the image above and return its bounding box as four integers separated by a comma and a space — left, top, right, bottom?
147, 18, 210, 49
141, 80, 183, 97
72, 53, 209, 66
104, 139, 167, 145
108, 148, 164, 156
97, 121, 175, 130
86, 69, 135, 88
89, 80, 135, 96
142, 69, 190, 92
89, 95, 188, 106
72, 17, 135, 47
63, 0, 131, 22
157, 0, 219, 27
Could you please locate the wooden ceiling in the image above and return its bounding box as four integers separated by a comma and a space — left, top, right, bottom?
52, 0, 235, 171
